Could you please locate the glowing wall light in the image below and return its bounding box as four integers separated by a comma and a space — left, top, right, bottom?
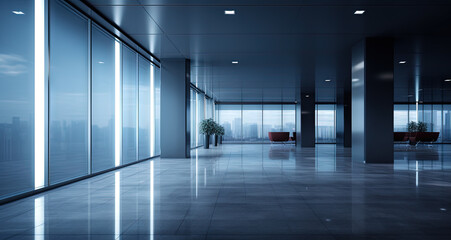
34, 0, 45, 189
150, 64, 155, 157
115, 41, 122, 167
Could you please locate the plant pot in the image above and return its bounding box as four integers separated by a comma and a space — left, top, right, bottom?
204, 135, 210, 149
219, 136, 223, 144
214, 135, 218, 146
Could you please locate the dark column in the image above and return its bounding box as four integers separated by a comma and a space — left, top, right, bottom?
352, 38, 394, 163
161, 59, 191, 158
299, 65, 316, 147
336, 64, 352, 147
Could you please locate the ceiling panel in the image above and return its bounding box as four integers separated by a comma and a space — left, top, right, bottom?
84, 0, 451, 102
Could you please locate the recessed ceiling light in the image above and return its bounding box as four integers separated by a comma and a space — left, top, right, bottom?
325, 79, 331, 82
305, 94, 310, 98
232, 61, 239, 64
352, 78, 359, 82
354, 10, 365, 15
12, 10, 25, 15
399, 61, 406, 64
98, 61, 104, 64
445, 79, 451, 82
224, 10, 235, 15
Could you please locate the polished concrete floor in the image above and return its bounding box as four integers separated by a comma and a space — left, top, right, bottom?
1, 144, 451, 239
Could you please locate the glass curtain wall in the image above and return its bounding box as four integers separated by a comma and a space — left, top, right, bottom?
217, 104, 295, 143
49, 1, 89, 183
394, 104, 451, 143
243, 105, 263, 142
0, 0, 162, 201
122, 45, 138, 164
218, 105, 242, 142
263, 105, 282, 141
190, 88, 209, 148
91, 25, 116, 173
0, 0, 35, 198
315, 104, 336, 143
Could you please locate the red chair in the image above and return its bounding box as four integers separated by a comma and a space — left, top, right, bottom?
268, 132, 290, 142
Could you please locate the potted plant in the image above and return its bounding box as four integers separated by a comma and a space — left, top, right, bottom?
417, 121, 427, 132
213, 123, 220, 146
213, 123, 224, 146
200, 118, 216, 149
407, 121, 418, 145
217, 125, 224, 144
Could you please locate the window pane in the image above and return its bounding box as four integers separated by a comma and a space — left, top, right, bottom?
138, 56, 151, 159
243, 105, 262, 142
432, 105, 442, 142
0, 0, 35, 199
197, 93, 205, 146
394, 104, 408, 131
154, 66, 161, 156
190, 89, 196, 148
92, 26, 115, 172
49, 1, 88, 183
122, 46, 137, 164
283, 104, 296, 133
263, 105, 282, 141
443, 105, 451, 143
409, 104, 417, 123
219, 105, 242, 142
316, 104, 336, 143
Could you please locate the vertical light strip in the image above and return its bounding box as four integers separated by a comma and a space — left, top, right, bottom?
150, 161, 154, 240
34, 197, 45, 240
150, 64, 155, 157
115, 41, 121, 167
195, 93, 199, 146
115, 172, 121, 238
34, 0, 45, 189
195, 149, 198, 198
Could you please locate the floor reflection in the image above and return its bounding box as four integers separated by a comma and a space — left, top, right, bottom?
1, 144, 451, 239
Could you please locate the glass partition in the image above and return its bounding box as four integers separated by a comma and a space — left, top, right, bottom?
0, 0, 35, 199
49, 1, 89, 183
138, 56, 151, 160
91, 26, 116, 172
122, 46, 138, 164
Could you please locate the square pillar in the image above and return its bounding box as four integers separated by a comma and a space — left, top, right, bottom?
352, 38, 394, 163
161, 59, 191, 158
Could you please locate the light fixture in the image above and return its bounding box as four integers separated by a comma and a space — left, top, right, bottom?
445, 79, 451, 82
352, 78, 359, 82
34, 0, 45, 190
354, 10, 365, 15
399, 61, 406, 64
12, 10, 25, 15
224, 10, 235, 15
325, 79, 331, 82
440, 208, 447, 211
98, 61, 104, 64
305, 94, 310, 98
232, 61, 239, 64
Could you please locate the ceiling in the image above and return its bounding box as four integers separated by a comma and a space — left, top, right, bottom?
75, 0, 451, 102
